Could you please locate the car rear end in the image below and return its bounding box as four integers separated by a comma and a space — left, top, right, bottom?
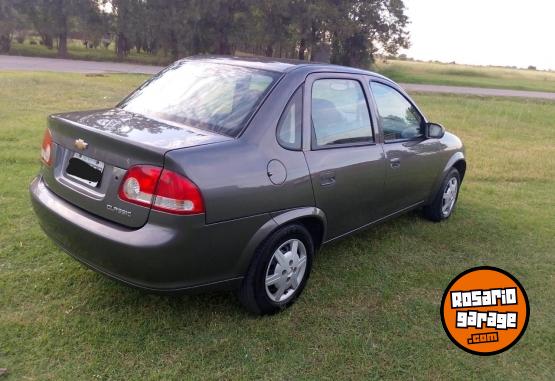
29, 59, 283, 291
32, 111, 234, 290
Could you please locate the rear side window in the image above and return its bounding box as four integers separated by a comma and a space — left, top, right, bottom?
370, 82, 424, 141
311, 79, 373, 147
277, 87, 302, 150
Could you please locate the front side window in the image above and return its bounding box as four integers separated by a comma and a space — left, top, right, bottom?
370, 82, 423, 141
119, 61, 280, 137
277, 87, 302, 150
311, 79, 373, 147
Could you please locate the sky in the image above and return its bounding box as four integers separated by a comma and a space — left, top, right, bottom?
400, 0, 555, 70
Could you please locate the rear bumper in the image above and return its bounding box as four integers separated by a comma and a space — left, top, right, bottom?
29, 176, 267, 292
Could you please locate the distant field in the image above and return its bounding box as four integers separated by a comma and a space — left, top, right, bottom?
0, 71, 554, 380
374, 59, 555, 93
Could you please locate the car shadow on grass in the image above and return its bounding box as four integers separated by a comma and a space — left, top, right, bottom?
74, 272, 248, 316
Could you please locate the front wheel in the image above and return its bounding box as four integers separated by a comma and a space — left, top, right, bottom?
238, 224, 314, 315
423, 168, 461, 222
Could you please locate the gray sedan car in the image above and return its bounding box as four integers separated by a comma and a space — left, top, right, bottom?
30, 56, 466, 314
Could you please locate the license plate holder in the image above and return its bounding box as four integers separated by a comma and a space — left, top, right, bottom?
66, 152, 105, 187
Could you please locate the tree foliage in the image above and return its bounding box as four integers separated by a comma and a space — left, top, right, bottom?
16, 0, 103, 56
10, 0, 410, 67
0, 0, 23, 53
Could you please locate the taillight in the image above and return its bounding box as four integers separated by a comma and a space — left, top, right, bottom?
152, 169, 205, 214
118, 165, 204, 215
41, 128, 53, 166
118, 165, 162, 207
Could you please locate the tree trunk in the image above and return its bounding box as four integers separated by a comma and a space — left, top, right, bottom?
169, 30, 178, 60
265, 44, 273, 57
116, 33, 127, 59
298, 39, 306, 60
218, 38, 231, 55
57, 10, 68, 58
58, 31, 68, 58
41, 33, 53, 49
0, 34, 11, 53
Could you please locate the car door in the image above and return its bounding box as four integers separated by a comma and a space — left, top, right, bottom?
368, 80, 440, 214
303, 73, 386, 239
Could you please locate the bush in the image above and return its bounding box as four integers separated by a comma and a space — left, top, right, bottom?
528, 65, 537, 70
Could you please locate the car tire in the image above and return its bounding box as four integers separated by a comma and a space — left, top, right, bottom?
423, 167, 461, 222
238, 223, 314, 315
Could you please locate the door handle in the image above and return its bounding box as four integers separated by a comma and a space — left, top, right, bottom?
390, 158, 401, 169
320, 171, 336, 186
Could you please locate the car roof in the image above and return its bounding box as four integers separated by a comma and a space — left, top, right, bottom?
182, 55, 389, 80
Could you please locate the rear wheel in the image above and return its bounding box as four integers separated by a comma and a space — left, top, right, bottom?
238, 224, 313, 315
424, 168, 461, 222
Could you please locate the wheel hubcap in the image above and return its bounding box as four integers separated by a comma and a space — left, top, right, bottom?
265, 239, 307, 303
441, 177, 459, 217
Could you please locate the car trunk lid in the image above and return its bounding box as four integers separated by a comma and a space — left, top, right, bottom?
42, 108, 231, 228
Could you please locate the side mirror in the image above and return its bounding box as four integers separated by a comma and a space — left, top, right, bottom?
425, 122, 445, 139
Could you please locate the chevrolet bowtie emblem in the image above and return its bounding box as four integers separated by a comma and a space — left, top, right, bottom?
74, 138, 88, 150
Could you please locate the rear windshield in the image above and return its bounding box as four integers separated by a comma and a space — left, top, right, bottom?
119, 61, 281, 137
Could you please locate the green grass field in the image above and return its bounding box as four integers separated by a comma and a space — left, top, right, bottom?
374, 59, 555, 93
0, 72, 554, 380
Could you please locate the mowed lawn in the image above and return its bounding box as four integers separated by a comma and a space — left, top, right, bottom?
0, 72, 554, 380
375, 59, 555, 93
9, 39, 171, 66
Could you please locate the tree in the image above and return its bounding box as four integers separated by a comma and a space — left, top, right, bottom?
14, 0, 410, 67
110, 0, 145, 58
78, 2, 111, 48
248, 0, 293, 57
327, 0, 410, 67
0, 0, 20, 53
290, 0, 329, 60
19, 0, 103, 57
